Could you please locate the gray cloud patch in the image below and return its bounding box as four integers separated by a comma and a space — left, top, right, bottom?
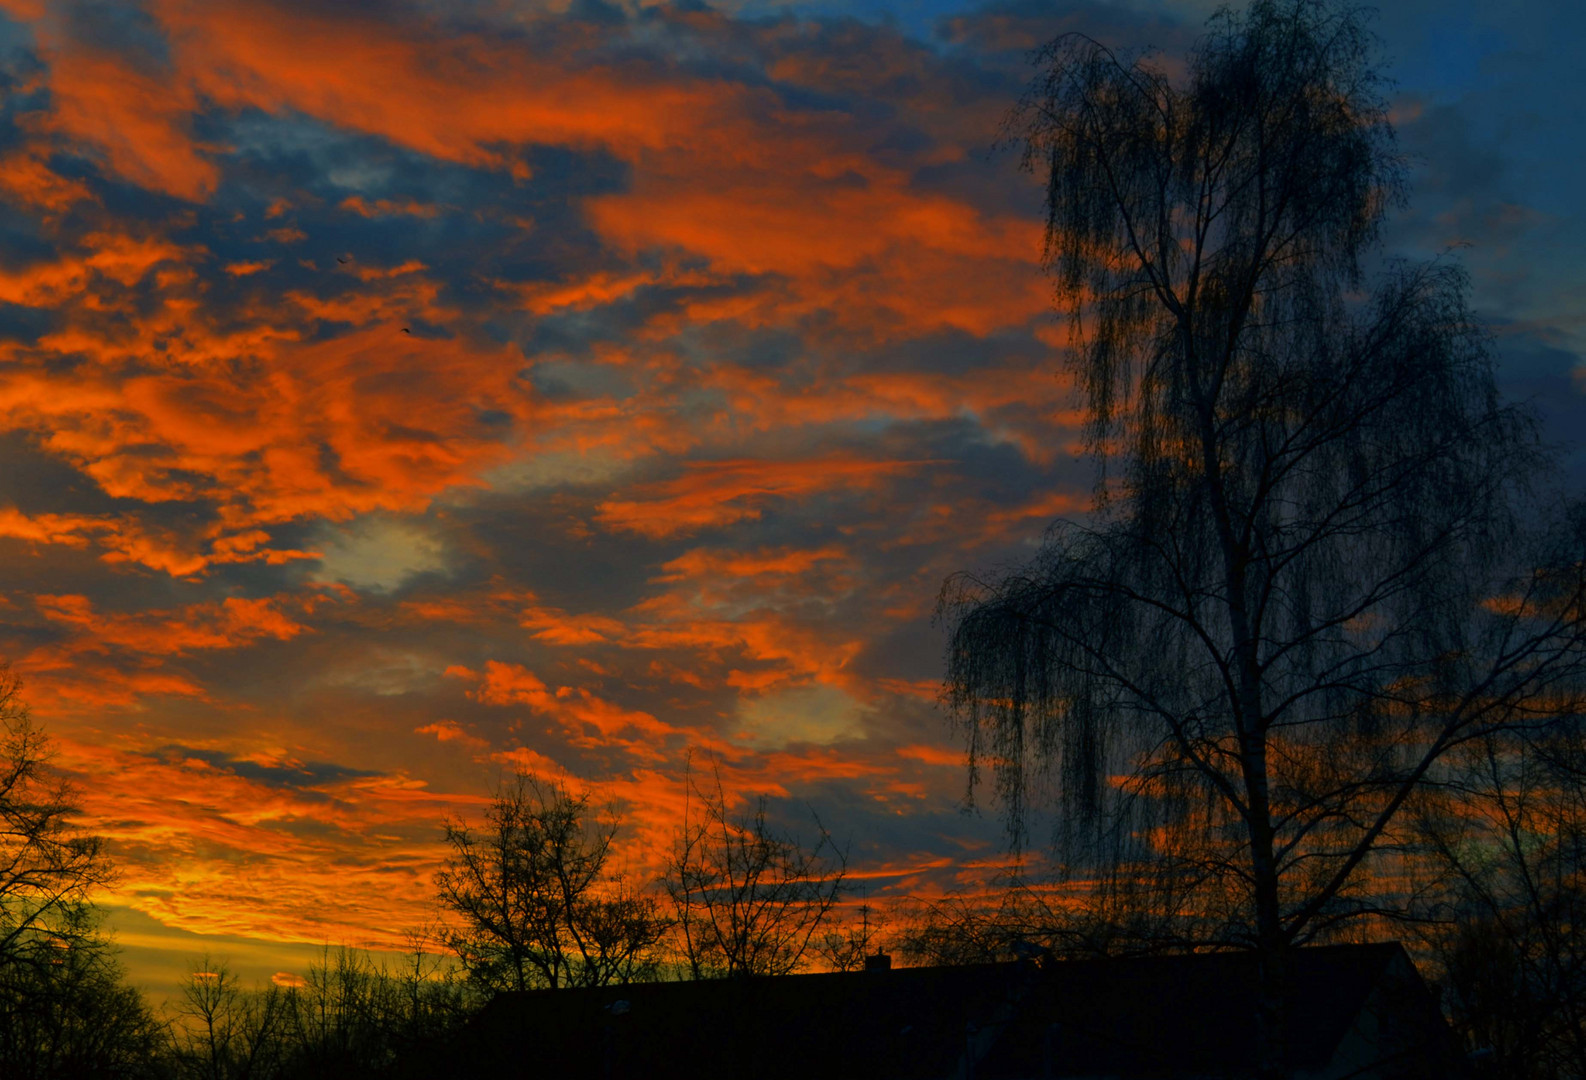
151, 746, 383, 790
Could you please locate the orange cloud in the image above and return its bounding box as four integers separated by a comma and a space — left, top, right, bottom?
0, 230, 195, 308
586, 159, 1047, 337
338, 195, 439, 219
11, 0, 1049, 339
144, 0, 724, 177
596, 457, 935, 538
489, 745, 571, 780
0, 507, 105, 548
53, 735, 480, 947
897, 744, 963, 767
507, 586, 867, 701
0, 146, 97, 212
23, 42, 218, 200
451, 660, 681, 761
33, 593, 308, 657
225, 259, 273, 276
0, 507, 316, 576
0, 0, 1081, 965
655, 544, 847, 583
414, 720, 489, 752
2, 317, 533, 542
520, 603, 630, 647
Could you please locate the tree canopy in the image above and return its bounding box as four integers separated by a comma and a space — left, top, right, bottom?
436, 774, 667, 993
941, 1, 1586, 1075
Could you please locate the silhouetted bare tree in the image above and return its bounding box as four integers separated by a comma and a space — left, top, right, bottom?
941, 2, 1586, 1075
167, 940, 476, 1080
0, 667, 114, 976
664, 764, 846, 978
437, 773, 666, 993
171, 957, 290, 1080
893, 864, 1202, 968
0, 668, 155, 1079
814, 898, 888, 972
1416, 724, 1586, 1080
0, 907, 164, 1080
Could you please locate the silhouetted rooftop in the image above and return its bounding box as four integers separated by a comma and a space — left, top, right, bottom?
423, 942, 1461, 1080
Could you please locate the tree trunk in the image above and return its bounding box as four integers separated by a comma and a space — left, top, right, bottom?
1198, 327, 1293, 1080
1241, 720, 1291, 1080
1253, 847, 1290, 1080
1241, 704, 1290, 1080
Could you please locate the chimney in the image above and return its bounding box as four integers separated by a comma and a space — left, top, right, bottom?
864, 953, 892, 972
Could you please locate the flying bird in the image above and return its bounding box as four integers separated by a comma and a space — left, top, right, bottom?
336, 256, 350, 264
401, 327, 412, 334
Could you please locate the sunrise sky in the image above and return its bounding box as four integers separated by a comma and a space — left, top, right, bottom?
0, 0, 1581, 995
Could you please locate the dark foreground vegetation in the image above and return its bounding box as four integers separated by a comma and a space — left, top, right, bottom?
5, 672, 1586, 1079
5, 2, 1585, 1078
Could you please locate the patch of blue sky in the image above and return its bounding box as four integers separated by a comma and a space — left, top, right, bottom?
729, 0, 1004, 45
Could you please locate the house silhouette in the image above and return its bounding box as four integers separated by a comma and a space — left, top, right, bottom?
419, 942, 1463, 1079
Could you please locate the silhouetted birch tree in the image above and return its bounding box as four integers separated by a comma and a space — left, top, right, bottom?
940, 2, 1586, 1076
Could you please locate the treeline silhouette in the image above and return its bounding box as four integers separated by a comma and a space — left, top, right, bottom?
5, 671, 1586, 1079
161, 945, 471, 1080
